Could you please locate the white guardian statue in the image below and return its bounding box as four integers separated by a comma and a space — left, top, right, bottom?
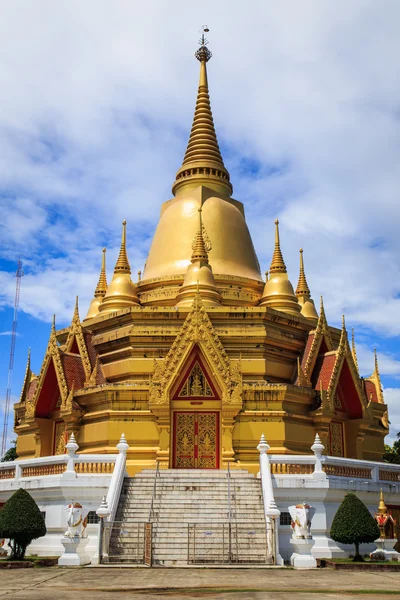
289, 502, 316, 539
64, 501, 89, 538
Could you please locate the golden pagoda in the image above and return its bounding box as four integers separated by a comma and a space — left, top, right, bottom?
14, 32, 389, 474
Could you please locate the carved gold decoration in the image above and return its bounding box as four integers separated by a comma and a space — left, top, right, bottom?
174, 411, 217, 469
175, 412, 196, 468
197, 412, 217, 468
179, 362, 213, 397
54, 421, 67, 455
329, 422, 344, 457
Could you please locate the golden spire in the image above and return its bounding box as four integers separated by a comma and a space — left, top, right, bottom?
191, 207, 210, 263
269, 220, 286, 274
172, 28, 232, 197
378, 489, 388, 514
99, 220, 140, 314
85, 248, 108, 320
176, 207, 221, 307
73, 296, 80, 321
95, 249, 108, 296
259, 219, 300, 315
351, 328, 359, 371
296, 249, 310, 298
114, 220, 131, 274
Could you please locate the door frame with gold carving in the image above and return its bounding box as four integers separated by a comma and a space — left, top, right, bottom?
172, 410, 220, 469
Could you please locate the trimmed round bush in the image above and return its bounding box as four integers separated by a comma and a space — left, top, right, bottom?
0, 488, 46, 560
330, 492, 380, 561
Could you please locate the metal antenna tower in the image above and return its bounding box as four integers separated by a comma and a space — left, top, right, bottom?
1, 259, 23, 457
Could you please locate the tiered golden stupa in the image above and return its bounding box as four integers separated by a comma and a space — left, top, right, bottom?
14, 33, 389, 474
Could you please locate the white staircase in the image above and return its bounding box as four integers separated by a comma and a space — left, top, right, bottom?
108, 469, 269, 566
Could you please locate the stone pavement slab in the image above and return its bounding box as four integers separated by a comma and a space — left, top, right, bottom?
0, 567, 400, 599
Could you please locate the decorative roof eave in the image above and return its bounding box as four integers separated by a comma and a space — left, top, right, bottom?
65, 297, 92, 382
303, 297, 333, 381
365, 349, 385, 404
326, 317, 368, 414
19, 348, 32, 403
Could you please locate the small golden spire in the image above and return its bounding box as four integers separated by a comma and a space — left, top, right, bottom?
338, 314, 347, 353
137, 270, 142, 282
172, 28, 232, 197
378, 489, 388, 514
98, 220, 139, 313
351, 329, 359, 371
114, 220, 131, 274
269, 220, 286, 273
51, 314, 56, 334
191, 207, 210, 263
296, 249, 317, 319
73, 296, 79, 320
265, 270, 268, 282
85, 249, 108, 320
175, 212, 221, 307
296, 249, 310, 298
94, 248, 108, 297
259, 219, 300, 315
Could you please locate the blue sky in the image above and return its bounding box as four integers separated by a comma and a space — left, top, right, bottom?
0, 1, 400, 448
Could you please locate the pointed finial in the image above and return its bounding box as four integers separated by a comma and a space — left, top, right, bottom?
378, 488, 388, 514
114, 220, 131, 274
374, 348, 380, 376
138, 270, 142, 282
351, 329, 359, 371
265, 270, 268, 282
191, 207, 211, 263
172, 29, 232, 197
51, 314, 56, 333
94, 248, 108, 297
269, 219, 287, 273
73, 296, 79, 320
296, 248, 311, 299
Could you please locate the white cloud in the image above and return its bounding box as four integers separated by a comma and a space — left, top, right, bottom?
383, 388, 400, 445
0, 3, 399, 341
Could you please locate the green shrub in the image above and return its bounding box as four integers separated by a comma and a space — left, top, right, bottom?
0, 489, 46, 560
330, 493, 380, 561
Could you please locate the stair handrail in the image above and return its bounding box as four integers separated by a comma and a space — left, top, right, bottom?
148, 460, 160, 522
227, 461, 232, 521
227, 462, 233, 562
106, 433, 129, 523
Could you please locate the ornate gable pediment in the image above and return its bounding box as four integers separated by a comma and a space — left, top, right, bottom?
25, 319, 68, 419
312, 322, 368, 418
149, 294, 242, 408
303, 298, 333, 384
65, 298, 92, 383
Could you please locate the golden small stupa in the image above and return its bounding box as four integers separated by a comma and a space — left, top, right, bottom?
14, 30, 388, 473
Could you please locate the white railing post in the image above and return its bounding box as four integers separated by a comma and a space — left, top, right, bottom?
311, 433, 327, 480
92, 496, 111, 565
106, 433, 129, 523
63, 433, 78, 480
14, 462, 22, 481
257, 434, 284, 566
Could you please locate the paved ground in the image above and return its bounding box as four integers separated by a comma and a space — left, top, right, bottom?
0, 566, 400, 599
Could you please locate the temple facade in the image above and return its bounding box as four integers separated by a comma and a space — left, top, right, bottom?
13, 37, 388, 476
